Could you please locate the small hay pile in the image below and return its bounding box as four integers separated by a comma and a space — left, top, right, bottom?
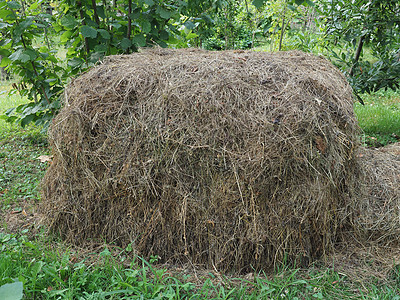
354, 143, 400, 246
41, 49, 362, 272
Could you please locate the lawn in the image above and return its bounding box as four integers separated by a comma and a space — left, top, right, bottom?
1, 80, 400, 299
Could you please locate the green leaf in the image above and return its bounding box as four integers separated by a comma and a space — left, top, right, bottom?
98, 29, 110, 39
140, 19, 151, 33
0, 10, 9, 21
4, 107, 15, 116
16, 103, 33, 114
184, 21, 195, 30
90, 51, 103, 63
29, 2, 39, 10
159, 30, 169, 40
68, 58, 84, 69
20, 54, 31, 63
5, 115, 19, 123
252, 0, 266, 9
110, 22, 121, 30
129, 8, 141, 19
0, 48, 10, 56
81, 25, 97, 39
294, 0, 305, 5
9, 50, 30, 63
18, 18, 33, 30
167, 36, 179, 44
6, 1, 21, 9
120, 38, 132, 50
186, 32, 198, 39
144, 0, 155, 6
24, 49, 37, 61
86, 19, 98, 28
0, 56, 11, 67
132, 34, 146, 47
0, 281, 23, 300
97, 5, 106, 19
21, 114, 36, 128
156, 40, 168, 48
60, 30, 73, 43
94, 44, 107, 53
0, 22, 9, 29
0, 38, 11, 47
60, 15, 78, 29
21, 104, 43, 116
156, 7, 171, 19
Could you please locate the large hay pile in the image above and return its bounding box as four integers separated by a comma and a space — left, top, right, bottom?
41, 49, 362, 272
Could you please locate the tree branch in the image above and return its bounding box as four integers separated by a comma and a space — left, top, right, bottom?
350, 35, 365, 76
127, 0, 132, 40
77, 1, 90, 62
91, 0, 100, 26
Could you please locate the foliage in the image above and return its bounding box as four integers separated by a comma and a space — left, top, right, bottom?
180, 0, 268, 50
318, 0, 400, 97
0, 0, 180, 129
0, 0, 64, 128
261, 0, 314, 51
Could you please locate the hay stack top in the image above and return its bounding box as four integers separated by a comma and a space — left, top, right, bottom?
64, 49, 355, 130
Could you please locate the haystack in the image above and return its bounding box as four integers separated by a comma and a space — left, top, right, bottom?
41, 49, 362, 272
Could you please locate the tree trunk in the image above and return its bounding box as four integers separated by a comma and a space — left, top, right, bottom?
278, 4, 287, 51
77, 1, 90, 61
127, 0, 132, 40
350, 35, 365, 76
91, 0, 100, 26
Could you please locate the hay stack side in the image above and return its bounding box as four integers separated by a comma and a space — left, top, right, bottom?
41, 49, 361, 272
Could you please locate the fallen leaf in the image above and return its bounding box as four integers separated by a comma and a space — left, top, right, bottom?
37, 155, 53, 163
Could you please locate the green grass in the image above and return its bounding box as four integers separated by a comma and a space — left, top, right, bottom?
1, 81, 400, 299
355, 89, 400, 146
0, 80, 48, 210
1, 230, 400, 299
2, 230, 398, 300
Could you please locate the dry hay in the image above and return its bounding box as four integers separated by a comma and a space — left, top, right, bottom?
41, 49, 363, 272
353, 143, 400, 246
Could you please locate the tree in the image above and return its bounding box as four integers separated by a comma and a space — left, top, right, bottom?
319, 0, 400, 96
0, 0, 181, 128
